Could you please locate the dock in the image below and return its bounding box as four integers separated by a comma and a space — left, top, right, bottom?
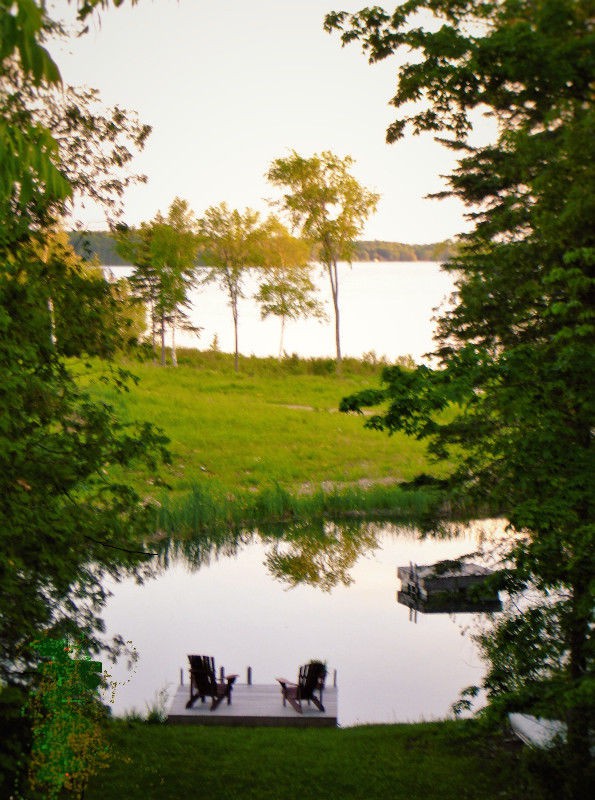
167, 683, 338, 727
397, 560, 502, 617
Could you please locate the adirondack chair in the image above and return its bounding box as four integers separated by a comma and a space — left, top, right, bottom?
185, 655, 238, 710
276, 661, 327, 713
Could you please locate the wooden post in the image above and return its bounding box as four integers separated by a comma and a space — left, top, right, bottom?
220, 665, 225, 681
247, 666, 252, 685
180, 668, 184, 686
333, 669, 337, 688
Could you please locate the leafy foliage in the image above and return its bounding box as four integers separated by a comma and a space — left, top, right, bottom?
25, 638, 109, 800
0, 1, 169, 794
327, 2, 594, 793
198, 202, 264, 372
116, 198, 201, 365
267, 150, 379, 367
255, 216, 326, 357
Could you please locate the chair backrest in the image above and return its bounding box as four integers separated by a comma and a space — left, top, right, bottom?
298, 661, 326, 699
188, 655, 217, 696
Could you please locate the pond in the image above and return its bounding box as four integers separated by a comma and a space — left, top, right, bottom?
100, 519, 504, 726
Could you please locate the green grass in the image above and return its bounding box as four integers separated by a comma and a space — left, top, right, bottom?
156, 481, 442, 537
86, 718, 521, 800
81, 349, 447, 500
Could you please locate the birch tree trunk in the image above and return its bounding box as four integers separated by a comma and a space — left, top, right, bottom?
160, 312, 166, 366
328, 259, 342, 372
171, 314, 177, 367
278, 315, 286, 360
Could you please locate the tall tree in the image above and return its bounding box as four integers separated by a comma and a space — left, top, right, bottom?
266, 151, 379, 370
146, 198, 201, 367
198, 202, 263, 372
0, 2, 167, 793
115, 222, 161, 353
327, 1, 594, 794
117, 198, 201, 365
255, 216, 326, 358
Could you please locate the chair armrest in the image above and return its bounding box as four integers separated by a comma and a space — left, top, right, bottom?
225, 674, 239, 684
276, 678, 297, 687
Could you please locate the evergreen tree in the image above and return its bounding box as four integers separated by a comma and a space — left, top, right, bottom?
118, 199, 201, 365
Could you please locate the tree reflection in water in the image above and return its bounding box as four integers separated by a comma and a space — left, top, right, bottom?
263, 519, 379, 591
155, 518, 387, 590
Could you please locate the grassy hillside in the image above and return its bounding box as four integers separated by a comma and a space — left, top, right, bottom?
85, 350, 446, 497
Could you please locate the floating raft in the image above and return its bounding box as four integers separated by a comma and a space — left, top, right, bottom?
167, 683, 338, 727
397, 561, 502, 614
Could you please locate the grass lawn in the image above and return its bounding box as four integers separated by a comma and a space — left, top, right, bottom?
80, 350, 447, 499
86, 719, 521, 800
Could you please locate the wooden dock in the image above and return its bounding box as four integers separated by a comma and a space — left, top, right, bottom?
167, 683, 338, 727
397, 560, 501, 617
397, 561, 496, 599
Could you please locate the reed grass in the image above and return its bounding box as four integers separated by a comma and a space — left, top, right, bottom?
154, 481, 442, 538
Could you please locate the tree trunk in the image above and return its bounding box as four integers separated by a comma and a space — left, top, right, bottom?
42, 245, 56, 348
171, 314, 177, 367
327, 259, 342, 372
48, 296, 57, 348
279, 316, 286, 360
160, 312, 166, 366
232, 303, 239, 373
150, 298, 157, 361
565, 570, 591, 799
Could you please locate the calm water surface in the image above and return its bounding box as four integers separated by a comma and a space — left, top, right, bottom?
101, 262, 480, 725
101, 520, 503, 726
108, 261, 455, 363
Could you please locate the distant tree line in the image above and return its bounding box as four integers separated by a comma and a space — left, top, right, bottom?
355, 239, 454, 262
68, 230, 454, 265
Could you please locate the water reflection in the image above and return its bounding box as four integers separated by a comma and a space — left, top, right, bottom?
157, 518, 422, 591
263, 520, 380, 591
156, 525, 251, 571
101, 518, 509, 724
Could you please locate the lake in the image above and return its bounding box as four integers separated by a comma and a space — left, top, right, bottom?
100, 519, 504, 726
99, 259, 484, 726
114, 261, 456, 364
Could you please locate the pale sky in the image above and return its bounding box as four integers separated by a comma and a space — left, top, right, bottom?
52, 0, 495, 242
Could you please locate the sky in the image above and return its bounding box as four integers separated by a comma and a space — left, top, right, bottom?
51, 0, 496, 242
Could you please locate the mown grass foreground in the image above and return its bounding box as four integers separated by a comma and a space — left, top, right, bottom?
86, 719, 521, 800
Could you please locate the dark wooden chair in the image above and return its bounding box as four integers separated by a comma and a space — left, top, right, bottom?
185, 655, 238, 711
276, 661, 327, 714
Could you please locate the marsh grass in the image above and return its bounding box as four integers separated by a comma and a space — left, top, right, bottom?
155, 481, 442, 537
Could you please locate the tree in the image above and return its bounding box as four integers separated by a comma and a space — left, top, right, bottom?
198, 202, 264, 372
117, 198, 201, 365
255, 217, 326, 358
327, 2, 593, 794
0, 2, 168, 793
266, 151, 379, 370
32, 227, 144, 357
